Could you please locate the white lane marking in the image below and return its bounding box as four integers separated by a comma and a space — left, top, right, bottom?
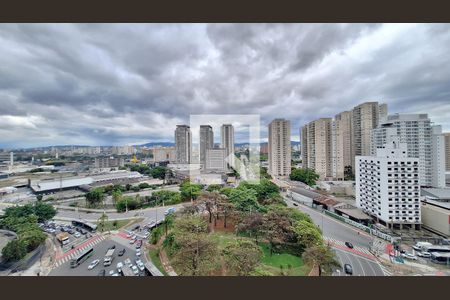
339, 248, 366, 276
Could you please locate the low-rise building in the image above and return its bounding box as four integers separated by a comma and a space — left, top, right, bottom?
421, 188, 450, 237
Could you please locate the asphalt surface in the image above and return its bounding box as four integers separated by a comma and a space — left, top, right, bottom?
285, 198, 386, 276
285, 198, 372, 248
49, 237, 144, 276
55, 203, 184, 223
333, 248, 384, 276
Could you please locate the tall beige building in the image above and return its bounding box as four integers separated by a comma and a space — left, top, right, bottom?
352, 101, 387, 158
268, 119, 291, 177
175, 125, 192, 164
445, 133, 450, 172
221, 124, 235, 169
332, 111, 353, 180
153, 147, 176, 163
301, 118, 332, 179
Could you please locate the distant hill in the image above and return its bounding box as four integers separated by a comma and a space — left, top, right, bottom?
137, 142, 175, 148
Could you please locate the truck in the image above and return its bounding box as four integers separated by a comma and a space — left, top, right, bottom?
120, 264, 135, 276
103, 248, 115, 267
56, 232, 70, 246
412, 242, 433, 251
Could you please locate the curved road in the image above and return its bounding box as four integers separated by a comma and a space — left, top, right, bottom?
285, 198, 385, 276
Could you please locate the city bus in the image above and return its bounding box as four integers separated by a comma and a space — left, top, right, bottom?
70, 247, 94, 268
72, 220, 97, 232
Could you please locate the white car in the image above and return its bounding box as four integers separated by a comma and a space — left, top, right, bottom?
74, 232, 81, 238
124, 258, 132, 268
116, 262, 124, 272
137, 261, 145, 271
136, 249, 141, 256
112, 273, 120, 276
88, 259, 100, 270
417, 252, 431, 258
129, 238, 136, 244
401, 253, 418, 260
109, 270, 116, 276
131, 265, 139, 275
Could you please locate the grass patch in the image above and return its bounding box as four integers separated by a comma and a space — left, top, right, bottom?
209, 232, 308, 276
149, 248, 168, 276
259, 243, 308, 276
97, 218, 143, 232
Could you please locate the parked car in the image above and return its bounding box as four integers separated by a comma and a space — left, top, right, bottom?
97, 269, 106, 276
345, 242, 354, 249
108, 270, 116, 276
130, 238, 136, 244
401, 253, 418, 260
137, 261, 145, 271
124, 258, 132, 268
74, 232, 81, 238
116, 262, 124, 273
80, 229, 87, 235
344, 264, 353, 275
136, 249, 141, 256
118, 249, 126, 256
88, 259, 100, 270
417, 252, 431, 258
131, 265, 139, 275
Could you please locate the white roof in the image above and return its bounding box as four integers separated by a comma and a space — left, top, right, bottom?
32, 177, 93, 192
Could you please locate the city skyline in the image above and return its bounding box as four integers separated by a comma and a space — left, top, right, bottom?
1, 24, 450, 148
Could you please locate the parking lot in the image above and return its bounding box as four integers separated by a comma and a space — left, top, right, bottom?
41, 221, 97, 253
49, 236, 147, 276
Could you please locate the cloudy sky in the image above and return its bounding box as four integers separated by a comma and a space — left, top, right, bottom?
1, 23, 450, 148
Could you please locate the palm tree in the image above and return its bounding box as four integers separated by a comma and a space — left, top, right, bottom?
98, 213, 109, 233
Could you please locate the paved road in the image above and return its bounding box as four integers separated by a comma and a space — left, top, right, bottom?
333, 248, 384, 276
55, 203, 185, 223
285, 198, 372, 248
285, 198, 386, 276
49, 236, 144, 276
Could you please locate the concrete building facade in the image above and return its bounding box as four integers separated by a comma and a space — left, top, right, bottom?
175, 125, 192, 164
206, 148, 226, 171
301, 118, 332, 179
199, 125, 214, 168
352, 101, 386, 158
356, 128, 421, 230
371, 114, 445, 188
152, 147, 176, 163
445, 133, 450, 172
268, 119, 291, 177
94, 157, 125, 169
332, 111, 353, 180
221, 124, 235, 169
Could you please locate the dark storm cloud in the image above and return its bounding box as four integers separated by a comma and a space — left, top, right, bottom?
0, 23, 449, 148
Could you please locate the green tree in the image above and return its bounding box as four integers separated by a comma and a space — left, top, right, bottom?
1, 239, 27, 262
97, 213, 109, 232
112, 189, 123, 204
344, 165, 355, 181
33, 202, 57, 222
293, 220, 323, 250
206, 184, 222, 192
179, 181, 202, 202
237, 212, 264, 243
302, 244, 340, 276
289, 168, 320, 186
150, 190, 181, 206
219, 186, 234, 198
85, 188, 105, 208
150, 166, 167, 180
222, 239, 263, 275
171, 215, 218, 275
20, 229, 46, 251
228, 187, 263, 213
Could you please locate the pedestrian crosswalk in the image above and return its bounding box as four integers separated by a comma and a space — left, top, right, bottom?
54, 235, 106, 268
378, 263, 393, 276
324, 236, 374, 257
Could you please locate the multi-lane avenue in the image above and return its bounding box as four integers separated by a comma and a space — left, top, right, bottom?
285, 197, 386, 276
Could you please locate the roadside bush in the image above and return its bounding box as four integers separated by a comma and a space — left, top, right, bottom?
1, 239, 27, 262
